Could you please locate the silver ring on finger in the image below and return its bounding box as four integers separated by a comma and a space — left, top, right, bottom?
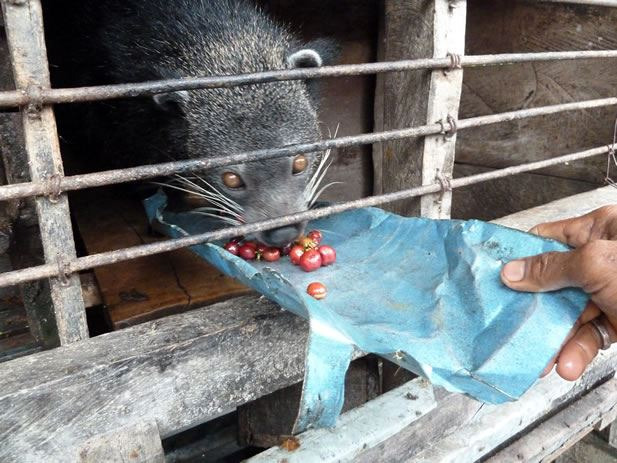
590, 316, 612, 351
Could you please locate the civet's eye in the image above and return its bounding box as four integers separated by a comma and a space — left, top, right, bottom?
292, 154, 308, 174
222, 172, 245, 189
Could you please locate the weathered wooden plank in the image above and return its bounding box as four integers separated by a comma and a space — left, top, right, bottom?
0, 296, 311, 462
248, 377, 437, 463
489, 378, 617, 463
372, 0, 434, 216
1, 0, 88, 344
353, 349, 617, 463
609, 422, 617, 449
557, 432, 617, 463
76, 420, 165, 463
492, 185, 617, 230
420, 0, 466, 219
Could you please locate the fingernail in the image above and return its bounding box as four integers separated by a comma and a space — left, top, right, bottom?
503, 260, 526, 282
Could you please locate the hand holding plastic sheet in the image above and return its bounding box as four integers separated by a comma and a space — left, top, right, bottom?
144, 191, 588, 433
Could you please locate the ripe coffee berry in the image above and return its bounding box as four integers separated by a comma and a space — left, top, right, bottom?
317, 245, 336, 266
224, 242, 240, 256
238, 244, 256, 260
307, 282, 327, 300
300, 249, 322, 272
289, 245, 305, 265
262, 247, 281, 262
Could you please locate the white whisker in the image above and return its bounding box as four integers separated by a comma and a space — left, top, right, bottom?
193, 206, 245, 222
191, 174, 244, 213
308, 156, 334, 197
154, 181, 234, 215
304, 123, 341, 205
152, 179, 245, 222
309, 181, 344, 207
172, 174, 244, 215
187, 210, 243, 225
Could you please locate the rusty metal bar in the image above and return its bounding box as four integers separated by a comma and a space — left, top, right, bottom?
0, 95, 616, 203
0, 144, 608, 289
539, 0, 617, 7
1, 0, 88, 343
1, 50, 617, 108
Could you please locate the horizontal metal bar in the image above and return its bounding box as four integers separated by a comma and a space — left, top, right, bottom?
1, 51, 617, 108
539, 0, 617, 7
0, 144, 609, 288
1, 96, 616, 203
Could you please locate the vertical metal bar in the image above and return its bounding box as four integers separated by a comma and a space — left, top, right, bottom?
1, 0, 88, 344
420, 0, 467, 219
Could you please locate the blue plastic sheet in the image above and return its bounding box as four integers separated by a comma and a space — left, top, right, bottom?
144, 191, 588, 433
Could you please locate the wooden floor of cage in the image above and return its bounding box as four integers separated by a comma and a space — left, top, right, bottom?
71, 190, 253, 331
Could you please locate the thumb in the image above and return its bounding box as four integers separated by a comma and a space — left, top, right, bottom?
501, 250, 576, 292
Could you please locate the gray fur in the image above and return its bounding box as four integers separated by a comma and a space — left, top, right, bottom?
44, 0, 335, 246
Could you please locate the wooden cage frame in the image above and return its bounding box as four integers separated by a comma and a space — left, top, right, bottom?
0, 0, 617, 461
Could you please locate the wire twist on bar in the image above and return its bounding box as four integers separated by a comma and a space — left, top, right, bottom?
436, 172, 453, 194
56, 256, 72, 287
445, 53, 462, 74
45, 174, 62, 203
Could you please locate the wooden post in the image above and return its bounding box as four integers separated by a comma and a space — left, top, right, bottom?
1, 0, 88, 344
420, 0, 466, 219
0, 4, 57, 348
374, 0, 467, 219
373, 0, 467, 392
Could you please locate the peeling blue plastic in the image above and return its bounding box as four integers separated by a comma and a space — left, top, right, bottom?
144, 191, 588, 433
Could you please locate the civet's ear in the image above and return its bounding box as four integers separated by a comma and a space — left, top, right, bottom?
152, 90, 189, 113
287, 38, 341, 107
287, 48, 323, 69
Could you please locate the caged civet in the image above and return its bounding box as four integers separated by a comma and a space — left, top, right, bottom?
43, 0, 338, 247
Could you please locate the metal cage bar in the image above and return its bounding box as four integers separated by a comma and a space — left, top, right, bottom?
0, 143, 608, 289
0, 0, 88, 344
539, 0, 617, 7
0, 95, 615, 203
0, 50, 617, 108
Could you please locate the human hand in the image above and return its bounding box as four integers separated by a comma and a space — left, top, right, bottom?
500, 205, 617, 381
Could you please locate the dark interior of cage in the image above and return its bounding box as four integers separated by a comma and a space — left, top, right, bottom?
0, 0, 615, 459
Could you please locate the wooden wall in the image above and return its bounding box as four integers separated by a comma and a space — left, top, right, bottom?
453, 0, 617, 220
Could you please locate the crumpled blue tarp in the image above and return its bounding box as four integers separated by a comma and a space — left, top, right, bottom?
144, 191, 588, 433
